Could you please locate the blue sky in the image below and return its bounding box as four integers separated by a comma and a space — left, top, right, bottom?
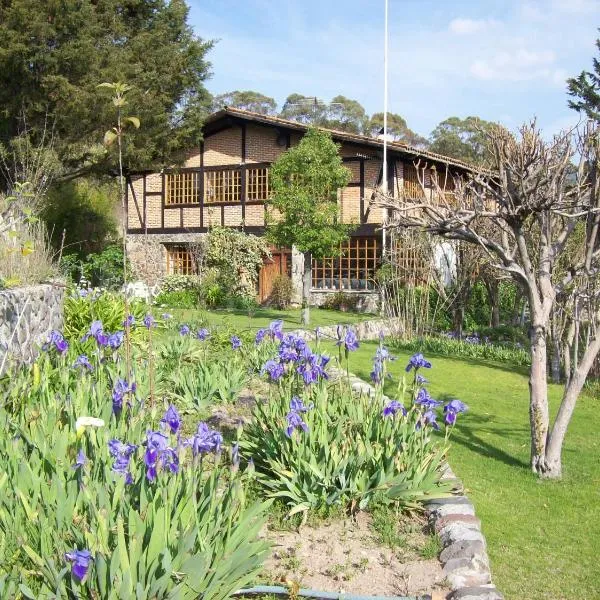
188, 0, 600, 138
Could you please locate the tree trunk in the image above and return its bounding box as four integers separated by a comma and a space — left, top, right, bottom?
529, 323, 551, 475
484, 278, 500, 328
301, 251, 311, 325
544, 331, 600, 478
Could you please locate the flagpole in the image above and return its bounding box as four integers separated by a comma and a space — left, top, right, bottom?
382, 0, 389, 262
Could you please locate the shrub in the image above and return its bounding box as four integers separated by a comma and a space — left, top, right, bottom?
62, 245, 127, 290
322, 291, 359, 312
270, 273, 293, 309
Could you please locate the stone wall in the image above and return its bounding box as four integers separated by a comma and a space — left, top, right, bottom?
0, 283, 65, 372
126, 232, 206, 285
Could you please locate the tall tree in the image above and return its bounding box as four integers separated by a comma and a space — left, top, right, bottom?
429, 116, 497, 165
0, 0, 212, 186
212, 90, 277, 115
368, 112, 429, 148
567, 34, 600, 120
266, 128, 352, 325
326, 95, 368, 133
280, 94, 329, 125
379, 123, 600, 478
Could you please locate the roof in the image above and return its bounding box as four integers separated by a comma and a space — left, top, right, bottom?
204, 106, 478, 173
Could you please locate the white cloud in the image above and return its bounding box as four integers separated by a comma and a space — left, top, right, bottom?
448, 17, 498, 34
470, 49, 562, 82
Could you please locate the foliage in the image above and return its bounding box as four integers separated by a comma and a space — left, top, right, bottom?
428, 116, 499, 165
368, 112, 429, 147
213, 90, 277, 115
63, 289, 148, 349
155, 275, 203, 308
204, 228, 270, 299
0, 0, 213, 183
241, 332, 457, 515
327, 95, 368, 133
42, 179, 119, 255
62, 246, 127, 290
567, 36, 600, 121
267, 128, 352, 260
392, 335, 530, 367
0, 343, 268, 597
0, 182, 58, 287
269, 273, 294, 309
321, 291, 359, 312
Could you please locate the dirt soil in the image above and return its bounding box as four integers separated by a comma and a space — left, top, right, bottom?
261, 512, 450, 599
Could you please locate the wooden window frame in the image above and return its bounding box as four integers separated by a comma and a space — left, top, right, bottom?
311, 237, 380, 291
165, 172, 200, 206
166, 245, 195, 275
204, 168, 241, 204
246, 166, 271, 201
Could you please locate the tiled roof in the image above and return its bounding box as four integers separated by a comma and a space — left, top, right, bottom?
205, 106, 479, 172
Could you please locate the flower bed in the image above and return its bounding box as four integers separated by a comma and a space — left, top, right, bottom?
0, 290, 469, 597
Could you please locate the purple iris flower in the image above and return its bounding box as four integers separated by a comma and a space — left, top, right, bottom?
375, 346, 395, 362
231, 335, 242, 350
49, 330, 69, 354
72, 449, 87, 470
73, 355, 93, 371
161, 313, 172, 320
123, 315, 135, 328
278, 333, 309, 363
370, 360, 384, 384
405, 353, 432, 372
290, 396, 313, 413
143, 314, 155, 329
108, 439, 137, 481
337, 326, 359, 352
144, 430, 176, 481
255, 329, 267, 344
382, 400, 407, 418
268, 319, 284, 341
415, 387, 442, 409
196, 328, 210, 341
65, 549, 92, 581
108, 331, 124, 349
444, 399, 468, 425
416, 374, 429, 385
285, 410, 309, 437
179, 324, 191, 336
187, 422, 223, 456
422, 410, 440, 431
112, 378, 136, 414
161, 404, 181, 435
261, 359, 285, 382
296, 353, 329, 385
89, 320, 103, 338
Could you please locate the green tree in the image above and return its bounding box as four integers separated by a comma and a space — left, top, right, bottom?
266, 128, 352, 324
0, 0, 212, 186
212, 90, 277, 115
567, 34, 600, 121
327, 95, 368, 133
280, 94, 329, 125
428, 116, 497, 165
368, 112, 429, 147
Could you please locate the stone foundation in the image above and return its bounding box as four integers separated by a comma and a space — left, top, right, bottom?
0, 283, 65, 372
126, 233, 206, 285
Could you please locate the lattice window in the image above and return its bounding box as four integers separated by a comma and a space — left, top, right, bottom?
204, 169, 241, 203
391, 237, 430, 285
247, 167, 271, 201
165, 172, 200, 205
403, 163, 426, 199
166, 245, 195, 275
312, 237, 380, 291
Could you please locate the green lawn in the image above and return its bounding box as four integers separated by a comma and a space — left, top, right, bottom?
165, 306, 371, 332
343, 342, 600, 600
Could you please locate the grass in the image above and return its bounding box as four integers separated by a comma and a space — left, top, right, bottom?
345, 342, 600, 600
161, 306, 371, 333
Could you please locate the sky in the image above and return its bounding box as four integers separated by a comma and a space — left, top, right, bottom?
188, 0, 600, 138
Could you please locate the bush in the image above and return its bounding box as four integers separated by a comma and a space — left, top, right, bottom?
62, 245, 127, 290
322, 291, 359, 312
270, 273, 293, 309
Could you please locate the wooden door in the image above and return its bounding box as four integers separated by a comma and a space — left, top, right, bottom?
258, 249, 290, 304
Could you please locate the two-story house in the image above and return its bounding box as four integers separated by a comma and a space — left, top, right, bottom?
125, 107, 472, 308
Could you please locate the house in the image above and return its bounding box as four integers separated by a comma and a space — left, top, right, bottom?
125, 107, 472, 308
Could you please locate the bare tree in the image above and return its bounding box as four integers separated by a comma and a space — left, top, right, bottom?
378, 122, 600, 478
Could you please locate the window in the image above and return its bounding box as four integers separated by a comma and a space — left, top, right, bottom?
246, 167, 271, 201
312, 237, 380, 291
403, 163, 426, 199
204, 169, 241, 203
166, 245, 195, 275
165, 172, 200, 205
